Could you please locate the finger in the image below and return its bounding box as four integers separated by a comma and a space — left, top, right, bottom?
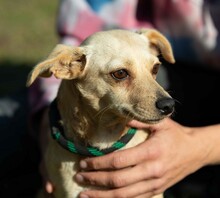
80, 141, 151, 171
127, 118, 172, 132
151, 118, 176, 131
127, 120, 151, 129
76, 162, 157, 188
45, 181, 54, 194
78, 179, 162, 198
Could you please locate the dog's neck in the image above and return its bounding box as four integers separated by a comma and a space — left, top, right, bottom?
56, 81, 129, 149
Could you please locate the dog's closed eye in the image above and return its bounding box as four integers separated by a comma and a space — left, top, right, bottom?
111, 69, 129, 80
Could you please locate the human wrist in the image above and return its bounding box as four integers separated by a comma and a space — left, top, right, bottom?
191, 124, 220, 167
204, 124, 220, 165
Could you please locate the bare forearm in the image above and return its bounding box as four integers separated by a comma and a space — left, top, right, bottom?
192, 124, 220, 166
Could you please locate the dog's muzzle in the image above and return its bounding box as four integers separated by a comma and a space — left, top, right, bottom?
156, 97, 175, 115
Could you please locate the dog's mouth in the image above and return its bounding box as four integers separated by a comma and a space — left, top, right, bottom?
121, 108, 164, 124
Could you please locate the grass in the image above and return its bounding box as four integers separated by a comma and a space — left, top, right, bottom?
0, 0, 58, 62
0, 0, 59, 94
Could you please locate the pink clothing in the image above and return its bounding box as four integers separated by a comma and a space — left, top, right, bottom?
57, 0, 219, 64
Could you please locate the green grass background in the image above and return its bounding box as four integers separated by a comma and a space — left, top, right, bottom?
0, 0, 59, 95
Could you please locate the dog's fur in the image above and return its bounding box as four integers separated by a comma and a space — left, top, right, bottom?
27, 29, 175, 198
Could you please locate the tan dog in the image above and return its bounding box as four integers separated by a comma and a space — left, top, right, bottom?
27, 29, 175, 198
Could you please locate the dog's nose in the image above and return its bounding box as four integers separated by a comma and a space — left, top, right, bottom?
156, 97, 175, 115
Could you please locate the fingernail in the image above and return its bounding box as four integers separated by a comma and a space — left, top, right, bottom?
75, 174, 84, 183
80, 160, 88, 169
80, 194, 89, 198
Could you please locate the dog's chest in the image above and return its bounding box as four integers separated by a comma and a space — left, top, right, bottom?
45, 138, 85, 198
46, 129, 150, 198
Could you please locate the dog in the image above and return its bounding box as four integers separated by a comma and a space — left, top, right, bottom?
27, 28, 175, 198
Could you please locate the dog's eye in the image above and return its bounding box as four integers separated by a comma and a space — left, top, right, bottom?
111, 69, 129, 80
152, 63, 160, 76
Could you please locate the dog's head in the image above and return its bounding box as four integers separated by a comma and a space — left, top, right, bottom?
27, 29, 175, 124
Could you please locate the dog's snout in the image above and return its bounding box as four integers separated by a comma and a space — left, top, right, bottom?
156, 97, 175, 115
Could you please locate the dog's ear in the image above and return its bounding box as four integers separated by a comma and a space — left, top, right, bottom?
137, 29, 175, 64
26, 44, 86, 86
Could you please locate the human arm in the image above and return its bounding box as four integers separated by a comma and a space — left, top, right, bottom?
75, 118, 220, 198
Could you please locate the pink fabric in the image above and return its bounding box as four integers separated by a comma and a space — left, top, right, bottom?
57, 0, 218, 54
73, 10, 104, 41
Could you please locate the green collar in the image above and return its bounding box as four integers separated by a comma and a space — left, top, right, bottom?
49, 99, 137, 157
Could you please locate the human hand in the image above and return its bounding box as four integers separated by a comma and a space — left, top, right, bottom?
75, 118, 209, 198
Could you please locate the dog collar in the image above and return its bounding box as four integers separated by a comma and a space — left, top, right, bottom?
49, 99, 137, 157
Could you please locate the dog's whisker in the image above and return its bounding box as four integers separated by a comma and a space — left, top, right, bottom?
174, 98, 181, 105
94, 105, 112, 118
99, 108, 111, 123
96, 105, 113, 123
124, 107, 135, 123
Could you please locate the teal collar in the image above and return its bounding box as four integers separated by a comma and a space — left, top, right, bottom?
49, 99, 137, 157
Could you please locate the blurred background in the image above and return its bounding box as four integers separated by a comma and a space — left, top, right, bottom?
0, 0, 58, 95
0, 1, 58, 197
